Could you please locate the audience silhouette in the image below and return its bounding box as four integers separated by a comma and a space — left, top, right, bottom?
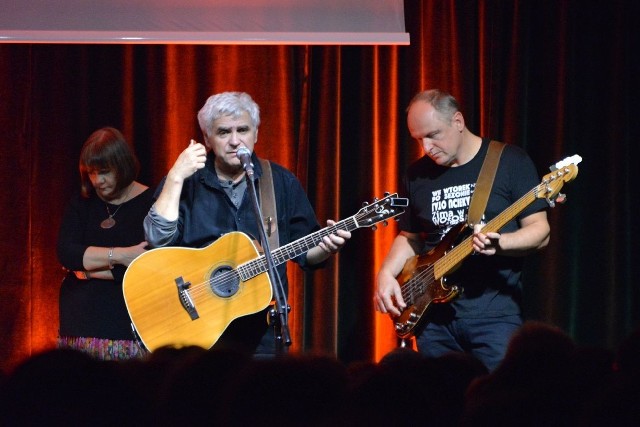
2, 321, 638, 427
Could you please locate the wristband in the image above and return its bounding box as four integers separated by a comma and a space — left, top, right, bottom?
108, 247, 114, 269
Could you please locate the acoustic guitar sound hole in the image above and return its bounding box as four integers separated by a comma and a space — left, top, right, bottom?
209, 266, 240, 298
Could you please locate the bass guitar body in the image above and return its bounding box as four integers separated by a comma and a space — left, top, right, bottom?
394, 223, 464, 338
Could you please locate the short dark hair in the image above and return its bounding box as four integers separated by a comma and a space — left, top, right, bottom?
78, 127, 140, 198
407, 89, 460, 123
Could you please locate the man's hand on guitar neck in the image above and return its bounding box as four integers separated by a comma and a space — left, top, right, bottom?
307, 219, 352, 265
472, 223, 502, 256
472, 211, 550, 257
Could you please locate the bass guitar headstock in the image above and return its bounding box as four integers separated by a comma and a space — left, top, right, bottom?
537, 154, 582, 207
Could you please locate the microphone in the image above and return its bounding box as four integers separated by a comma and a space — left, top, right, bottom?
236, 147, 254, 177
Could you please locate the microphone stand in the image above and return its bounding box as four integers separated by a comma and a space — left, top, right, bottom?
243, 161, 291, 354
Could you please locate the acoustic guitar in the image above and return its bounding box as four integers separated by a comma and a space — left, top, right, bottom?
123, 193, 408, 351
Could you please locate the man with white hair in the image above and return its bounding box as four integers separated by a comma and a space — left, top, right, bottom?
144, 91, 350, 356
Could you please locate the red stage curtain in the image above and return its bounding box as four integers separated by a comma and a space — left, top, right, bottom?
0, 0, 636, 372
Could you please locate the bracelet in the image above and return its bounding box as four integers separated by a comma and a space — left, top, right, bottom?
74, 270, 90, 280
108, 247, 114, 269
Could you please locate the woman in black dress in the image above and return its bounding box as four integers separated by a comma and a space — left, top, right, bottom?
57, 127, 153, 360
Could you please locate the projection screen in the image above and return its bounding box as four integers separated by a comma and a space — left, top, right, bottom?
0, 0, 409, 45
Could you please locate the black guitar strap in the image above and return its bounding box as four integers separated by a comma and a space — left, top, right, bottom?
467, 140, 505, 227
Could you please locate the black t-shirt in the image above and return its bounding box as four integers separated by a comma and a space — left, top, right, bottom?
399, 139, 548, 318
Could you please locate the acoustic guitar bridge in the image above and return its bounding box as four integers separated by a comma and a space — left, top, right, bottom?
175, 276, 199, 320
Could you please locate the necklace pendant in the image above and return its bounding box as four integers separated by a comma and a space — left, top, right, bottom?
100, 217, 116, 229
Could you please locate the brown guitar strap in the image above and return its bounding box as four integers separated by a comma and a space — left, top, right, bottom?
467, 140, 505, 227
258, 159, 280, 249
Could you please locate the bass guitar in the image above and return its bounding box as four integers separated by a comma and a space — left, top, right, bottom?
123, 193, 408, 351
394, 155, 582, 338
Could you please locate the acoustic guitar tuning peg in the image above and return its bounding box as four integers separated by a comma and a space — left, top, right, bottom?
555, 193, 567, 204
